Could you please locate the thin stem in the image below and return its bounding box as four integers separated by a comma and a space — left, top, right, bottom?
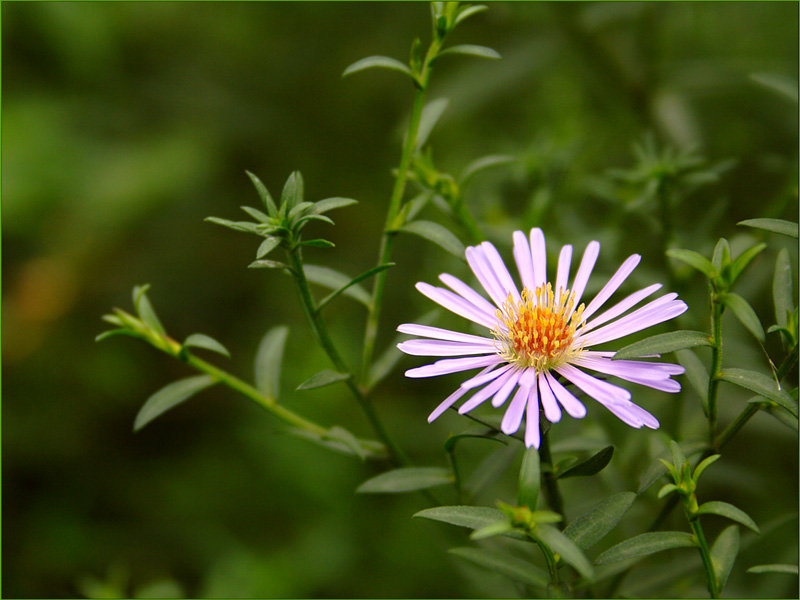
288, 250, 410, 465
538, 540, 560, 588
539, 424, 566, 526
714, 403, 761, 451
707, 296, 724, 448
688, 516, 719, 599
777, 346, 798, 381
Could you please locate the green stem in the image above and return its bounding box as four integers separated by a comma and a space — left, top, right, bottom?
288, 250, 410, 465
777, 346, 798, 381
539, 540, 560, 588
714, 403, 761, 451
539, 424, 566, 527
707, 296, 724, 448
688, 515, 719, 599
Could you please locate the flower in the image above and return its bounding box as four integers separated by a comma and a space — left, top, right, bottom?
397, 228, 687, 448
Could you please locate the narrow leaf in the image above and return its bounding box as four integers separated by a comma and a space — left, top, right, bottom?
666, 249, 718, 279
303, 265, 371, 306
316, 263, 395, 311
460, 154, 516, 185
738, 218, 798, 239
205, 217, 260, 234
676, 349, 709, 413
747, 564, 799, 575
416, 98, 450, 149
729, 243, 766, 284
95, 329, 139, 343
594, 531, 696, 565
357, 467, 452, 493
563, 492, 636, 550
312, 197, 358, 214
448, 547, 549, 588
559, 446, 614, 479
773, 249, 794, 329
256, 237, 281, 259
723, 293, 765, 342
712, 238, 731, 273
240, 206, 270, 223
535, 524, 594, 580
718, 368, 798, 416
398, 220, 466, 258
471, 520, 515, 540
454, 4, 489, 26
245, 170, 278, 216
414, 505, 508, 531
697, 501, 760, 534
324, 426, 366, 461
691, 454, 721, 485
299, 239, 335, 248
517, 446, 540, 510
280, 171, 303, 211
134, 375, 217, 431
614, 330, 712, 360
254, 325, 289, 399
296, 370, 351, 390
638, 440, 708, 494
750, 72, 799, 102
248, 259, 289, 270
133, 284, 165, 335
183, 333, 231, 358
286, 427, 387, 460
711, 525, 739, 591
343, 55, 416, 81
436, 44, 502, 62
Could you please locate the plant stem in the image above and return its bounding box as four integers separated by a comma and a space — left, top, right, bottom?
688, 516, 719, 598
287, 250, 410, 465
707, 295, 724, 448
538, 424, 566, 527
714, 403, 761, 451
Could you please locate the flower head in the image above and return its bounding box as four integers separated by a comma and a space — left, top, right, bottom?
397, 228, 687, 448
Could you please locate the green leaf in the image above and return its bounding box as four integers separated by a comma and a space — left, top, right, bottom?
723, 293, 765, 342
133, 375, 217, 431
95, 329, 140, 343
295, 214, 335, 228
559, 446, 614, 479
676, 349, 709, 414
563, 492, 636, 550
718, 368, 798, 416
132, 284, 165, 335
398, 220, 465, 258
666, 249, 718, 279
312, 197, 358, 214
287, 201, 315, 222
774, 249, 794, 329
248, 259, 289, 270
638, 440, 708, 493
691, 454, 720, 485
414, 505, 508, 531
738, 218, 798, 239
416, 98, 449, 149
256, 237, 281, 259
357, 467, 452, 493
460, 154, 516, 185
254, 325, 289, 399
280, 171, 304, 211
750, 72, 799, 102
342, 55, 416, 82
436, 44, 502, 62
454, 4, 489, 26
240, 205, 270, 223
594, 531, 696, 565
286, 427, 386, 460
448, 547, 549, 588
669, 440, 687, 473
183, 333, 231, 358
316, 263, 395, 312
657, 483, 680, 499
303, 265, 370, 307
711, 525, 739, 591
535, 524, 594, 580
245, 170, 278, 217
747, 564, 799, 575
296, 370, 351, 390
712, 238, 731, 273
697, 501, 760, 534
298, 239, 335, 248
324, 426, 366, 461
729, 243, 766, 284
470, 520, 515, 540
517, 446, 540, 510
614, 330, 712, 360
205, 217, 260, 234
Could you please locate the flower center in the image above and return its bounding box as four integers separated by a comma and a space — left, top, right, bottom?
493, 283, 584, 371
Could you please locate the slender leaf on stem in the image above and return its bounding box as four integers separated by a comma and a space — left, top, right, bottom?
723, 293, 765, 342
205, 217, 261, 234
676, 349, 709, 413
414, 505, 508, 531
357, 467, 452, 493
449, 547, 550, 588
454, 4, 489, 26
738, 218, 798, 239
559, 446, 614, 479
711, 525, 739, 591
595, 531, 696, 565
254, 325, 289, 399
460, 154, 516, 185
324, 426, 367, 461
134, 375, 217, 431
692, 454, 721, 485
697, 501, 760, 534
183, 333, 231, 358
398, 220, 466, 258
712, 238, 731, 273
303, 265, 371, 307
281, 171, 304, 211
248, 259, 289, 270
415, 98, 450, 149
615, 331, 712, 359
471, 520, 515, 540
435, 44, 501, 62
666, 249, 718, 279
296, 369, 351, 391
718, 368, 798, 416
563, 492, 636, 550
133, 284, 165, 334
240, 206, 270, 223
774, 249, 794, 329
535, 524, 594, 580
747, 564, 799, 575
517, 446, 540, 510
256, 237, 281, 259
729, 243, 767, 284
343, 56, 416, 81
750, 73, 799, 102
312, 197, 358, 214
246, 170, 278, 216
638, 439, 708, 493
316, 263, 396, 312
286, 427, 386, 461
298, 239, 335, 248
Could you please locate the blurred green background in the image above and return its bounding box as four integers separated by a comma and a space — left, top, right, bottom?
3, 2, 798, 598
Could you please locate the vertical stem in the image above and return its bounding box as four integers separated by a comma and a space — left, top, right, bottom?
707, 297, 724, 448
689, 517, 720, 599
538, 423, 566, 526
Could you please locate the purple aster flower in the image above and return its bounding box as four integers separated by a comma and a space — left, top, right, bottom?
397, 228, 687, 448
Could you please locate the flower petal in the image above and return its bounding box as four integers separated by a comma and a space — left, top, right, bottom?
492, 368, 523, 408
537, 372, 562, 423
579, 283, 662, 333
458, 368, 517, 414
530, 228, 547, 290
579, 295, 688, 346
481, 241, 521, 303
405, 354, 504, 378
438, 273, 498, 319
569, 240, 600, 314
525, 384, 541, 448
581, 254, 641, 321
397, 323, 495, 345
397, 339, 497, 357
416, 282, 497, 329
555, 244, 573, 302
513, 230, 535, 291
460, 363, 514, 390
466, 246, 507, 307
544, 370, 587, 418
501, 384, 529, 435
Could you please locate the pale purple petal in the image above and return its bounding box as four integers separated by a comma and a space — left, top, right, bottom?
428, 385, 470, 422
466, 246, 507, 307
569, 241, 600, 314
537, 372, 562, 423
438, 273, 499, 319
525, 384, 541, 448
544, 370, 587, 418
460, 363, 514, 390
581, 254, 641, 321
416, 282, 497, 329
405, 354, 504, 378
530, 228, 547, 290
397, 339, 498, 357
397, 323, 495, 345
501, 385, 529, 435
556, 363, 632, 404
459, 368, 517, 414
579, 296, 687, 346
513, 230, 535, 291
481, 241, 522, 303
573, 355, 685, 380
554, 244, 573, 302
580, 283, 662, 333
492, 368, 523, 408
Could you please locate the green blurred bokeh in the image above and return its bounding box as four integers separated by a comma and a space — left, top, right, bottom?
3, 2, 797, 598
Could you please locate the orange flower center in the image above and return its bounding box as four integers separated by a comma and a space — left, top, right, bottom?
493, 283, 584, 371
